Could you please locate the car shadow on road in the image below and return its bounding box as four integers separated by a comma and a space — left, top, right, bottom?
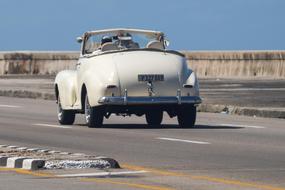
97, 124, 244, 129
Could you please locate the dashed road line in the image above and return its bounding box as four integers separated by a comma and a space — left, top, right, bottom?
57, 170, 148, 177
0, 104, 21, 108
157, 137, 210, 145
219, 123, 266, 129
33, 123, 72, 129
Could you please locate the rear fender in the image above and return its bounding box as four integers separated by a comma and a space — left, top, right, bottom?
55, 70, 77, 109
80, 75, 108, 107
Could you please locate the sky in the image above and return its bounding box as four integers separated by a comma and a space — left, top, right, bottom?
0, 0, 284, 51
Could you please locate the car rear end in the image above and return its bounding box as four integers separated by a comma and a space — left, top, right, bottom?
98, 50, 201, 127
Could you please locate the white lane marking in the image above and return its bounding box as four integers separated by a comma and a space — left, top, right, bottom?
59, 152, 71, 155
33, 123, 72, 129
219, 123, 265, 129
38, 149, 50, 153
7, 145, 18, 149
17, 147, 28, 151
0, 104, 21, 108
71, 153, 86, 156
56, 170, 148, 177
157, 137, 211, 145
48, 150, 60, 154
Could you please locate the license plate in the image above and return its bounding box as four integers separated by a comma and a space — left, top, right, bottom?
138, 74, 164, 82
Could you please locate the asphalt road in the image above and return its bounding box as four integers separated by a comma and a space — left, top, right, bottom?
0, 96, 285, 190
200, 78, 285, 108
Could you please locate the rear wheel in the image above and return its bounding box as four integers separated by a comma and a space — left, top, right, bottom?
145, 110, 163, 126
85, 94, 104, 128
57, 96, 75, 125
177, 105, 196, 128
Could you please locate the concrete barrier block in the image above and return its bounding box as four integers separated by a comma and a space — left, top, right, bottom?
22, 159, 45, 170
6, 157, 28, 168
0, 156, 8, 166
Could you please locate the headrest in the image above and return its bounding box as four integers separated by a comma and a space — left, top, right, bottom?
101, 42, 119, 52
146, 40, 164, 50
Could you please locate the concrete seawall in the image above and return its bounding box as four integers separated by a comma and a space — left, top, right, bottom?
1, 51, 285, 78
0, 51, 78, 75
184, 51, 285, 78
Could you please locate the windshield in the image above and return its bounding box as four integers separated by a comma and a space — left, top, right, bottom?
83, 31, 165, 54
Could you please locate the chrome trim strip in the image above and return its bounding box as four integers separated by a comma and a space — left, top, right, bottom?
98, 95, 202, 105
124, 89, 128, 105
177, 89, 181, 105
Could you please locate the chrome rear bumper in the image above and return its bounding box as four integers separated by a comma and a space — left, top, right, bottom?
98, 89, 201, 106
98, 96, 201, 105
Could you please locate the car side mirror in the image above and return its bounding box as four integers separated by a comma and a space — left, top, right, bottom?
164, 40, 170, 47
76, 37, 83, 43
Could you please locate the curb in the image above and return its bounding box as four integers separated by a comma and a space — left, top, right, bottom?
1, 157, 45, 170
197, 104, 285, 119
0, 145, 120, 170
0, 156, 8, 166
96, 157, 121, 169
7, 157, 32, 168
22, 159, 45, 170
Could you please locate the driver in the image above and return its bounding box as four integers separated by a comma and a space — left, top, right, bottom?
101, 36, 112, 45
116, 33, 139, 49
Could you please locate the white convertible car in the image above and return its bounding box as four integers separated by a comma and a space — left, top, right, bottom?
55, 28, 201, 128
